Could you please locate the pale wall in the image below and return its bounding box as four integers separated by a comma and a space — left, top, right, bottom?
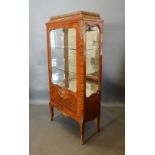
29, 0, 125, 102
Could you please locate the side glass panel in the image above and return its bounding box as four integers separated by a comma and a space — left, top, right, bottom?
85, 26, 99, 97
50, 28, 77, 92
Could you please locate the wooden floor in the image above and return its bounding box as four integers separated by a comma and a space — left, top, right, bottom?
30, 104, 125, 155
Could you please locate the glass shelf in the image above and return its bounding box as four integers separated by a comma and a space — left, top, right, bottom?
52, 64, 98, 75
51, 46, 99, 50
51, 47, 99, 55
51, 46, 76, 50
52, 66, 76, 74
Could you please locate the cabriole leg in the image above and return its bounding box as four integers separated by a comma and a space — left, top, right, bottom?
80, 122, 85, 144
96, 116, 100, 132
49, 102, 54, 121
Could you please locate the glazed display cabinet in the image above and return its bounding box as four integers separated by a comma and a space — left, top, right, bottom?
46, 11, 103, 144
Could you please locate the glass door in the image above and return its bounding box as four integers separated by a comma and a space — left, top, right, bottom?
50, 28, 77, 92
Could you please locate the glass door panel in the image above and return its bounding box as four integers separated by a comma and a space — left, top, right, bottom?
50, 28, 77, 92
85, 26, 99, 97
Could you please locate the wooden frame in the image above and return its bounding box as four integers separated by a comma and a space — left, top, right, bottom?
46, 11, 103, 144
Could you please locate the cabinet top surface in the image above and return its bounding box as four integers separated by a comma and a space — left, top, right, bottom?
48, 11, 102, 22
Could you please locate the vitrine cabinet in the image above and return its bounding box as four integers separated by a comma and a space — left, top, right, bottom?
46, 11, 103, 144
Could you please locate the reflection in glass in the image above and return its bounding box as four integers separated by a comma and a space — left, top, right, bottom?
86, 26, 99, 97
50, 28, 77, 92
